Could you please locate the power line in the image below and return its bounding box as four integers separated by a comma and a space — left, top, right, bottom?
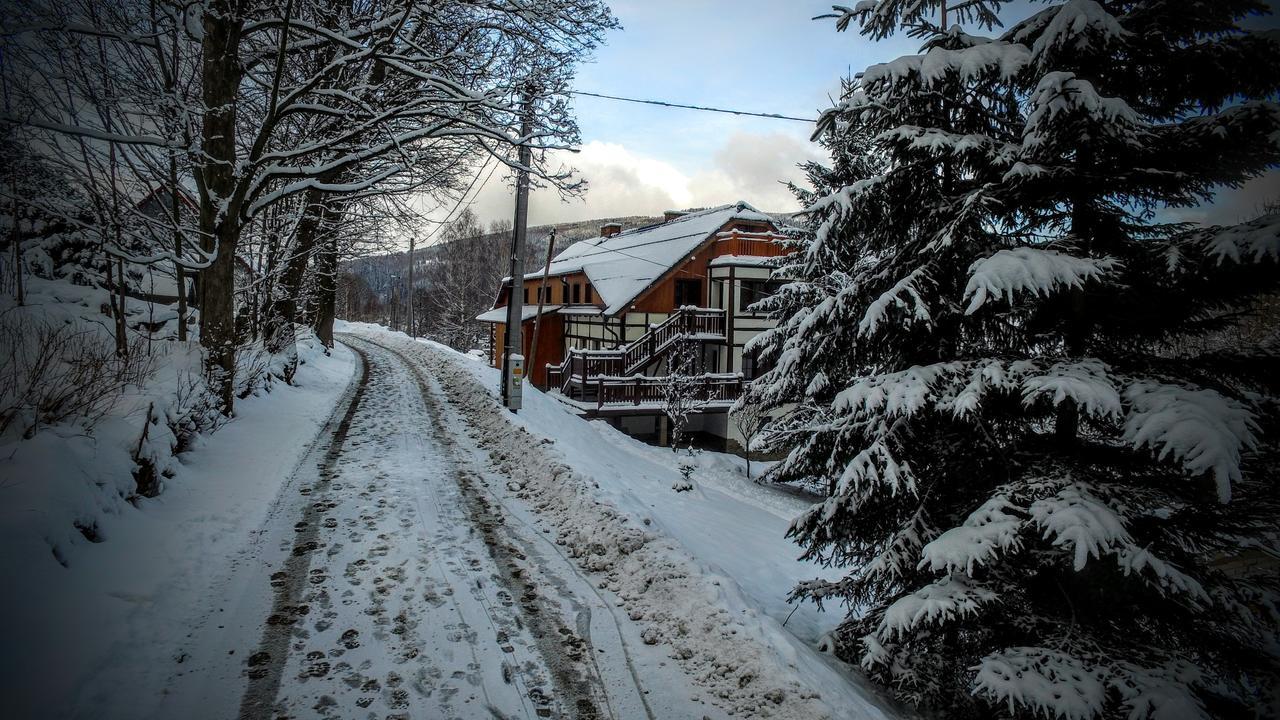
570, 90, 816, 123
420, 154, 501, 246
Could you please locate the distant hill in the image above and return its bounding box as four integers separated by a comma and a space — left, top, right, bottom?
341, 208, 802, 304
342, 214, 663, 301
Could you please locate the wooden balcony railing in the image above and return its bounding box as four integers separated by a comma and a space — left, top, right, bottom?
594, 372, 743, 410
714, 231, 787, 258
546, 348, 623, 394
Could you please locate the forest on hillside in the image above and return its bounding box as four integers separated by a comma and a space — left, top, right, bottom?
335, 211, 661, 351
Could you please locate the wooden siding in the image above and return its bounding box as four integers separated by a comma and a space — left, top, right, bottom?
628, 221, 784, 313
493, 270, 602, 311
490, 314, 564, 387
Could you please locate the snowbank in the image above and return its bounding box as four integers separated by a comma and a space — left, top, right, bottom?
337, 321, 900, 719
0, 306, 356, 718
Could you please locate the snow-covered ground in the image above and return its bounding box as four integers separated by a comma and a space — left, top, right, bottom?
337, 321, 900, 719
0, 336, 357, 719
2, 314, 900, 719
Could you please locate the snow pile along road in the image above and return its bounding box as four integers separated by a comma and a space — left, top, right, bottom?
0, 333, 357, 719
338, 322, 899, 720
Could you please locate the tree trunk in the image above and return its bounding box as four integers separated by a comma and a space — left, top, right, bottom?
1057, 148, 1094, 447
116, 255, 129, 356
264, 186, 328, 378
170, 155, 187, 341
198, 0, 245, 414
10, 190, 23, 306
312, 232, 337, 347
312, 204, 341, 347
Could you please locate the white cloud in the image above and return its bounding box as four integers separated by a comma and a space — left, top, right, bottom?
462, 132, 824, 228
689, 131, 823, 211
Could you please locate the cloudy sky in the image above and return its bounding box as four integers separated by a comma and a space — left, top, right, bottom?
434, 0, 1277, 237
452, 0, 918, 229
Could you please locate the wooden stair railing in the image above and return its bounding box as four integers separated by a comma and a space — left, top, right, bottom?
547, 307, 728, 396
549, 349, 624, 396
621, 306, 725, 375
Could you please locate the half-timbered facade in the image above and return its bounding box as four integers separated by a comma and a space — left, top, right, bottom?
477, 202, 789, 447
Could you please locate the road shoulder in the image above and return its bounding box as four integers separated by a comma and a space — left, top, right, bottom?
27, 342, 362, 720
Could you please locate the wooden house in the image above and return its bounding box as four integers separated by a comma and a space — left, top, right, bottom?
477, 201, 790, 448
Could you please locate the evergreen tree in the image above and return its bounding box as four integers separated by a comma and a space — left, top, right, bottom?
751, 2, 1280, 717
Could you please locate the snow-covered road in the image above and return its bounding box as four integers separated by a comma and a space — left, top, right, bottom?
217, 334, 688, 719
324, 326, 901, 720
7, 325, 897, 719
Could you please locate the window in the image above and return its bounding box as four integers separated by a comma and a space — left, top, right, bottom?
741, 348, 774, 381
585, 284, 593, 303
523, 287, 528, 303
740, 280, 782, 312
674, 279, 702, 308
572, 283, 581, 304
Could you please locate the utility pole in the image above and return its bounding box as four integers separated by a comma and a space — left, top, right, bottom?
389, 274, 398, 331
502, 85, 534, 412
528, 227, 556, 388
407, 236, 415, 339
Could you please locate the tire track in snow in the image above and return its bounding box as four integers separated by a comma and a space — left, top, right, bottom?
238, 344, 372, 720
240, 338, 570, 719
352, 335, 671, 720
414, 373, 660, 720
348, 334, 613, 720
341, 328, 865, 719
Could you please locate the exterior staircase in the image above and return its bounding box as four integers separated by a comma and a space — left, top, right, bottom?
619, 307, 725, 375
544, 307, 738, 411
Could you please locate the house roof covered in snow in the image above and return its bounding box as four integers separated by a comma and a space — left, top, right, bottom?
516, 202, 775, 315
475, 304, 561, 324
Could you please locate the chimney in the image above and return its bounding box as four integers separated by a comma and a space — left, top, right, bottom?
599, 222, 622, 238
663, 210, 687, 223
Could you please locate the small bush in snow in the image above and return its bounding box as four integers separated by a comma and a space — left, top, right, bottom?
0, 315, 155, 439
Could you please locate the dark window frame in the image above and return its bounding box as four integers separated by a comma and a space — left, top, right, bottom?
740, 279, 783, 314
674, 278, 703, 308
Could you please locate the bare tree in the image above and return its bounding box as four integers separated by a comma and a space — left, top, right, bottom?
731, 398, 767, 482
662, 338, 706, 453
420, 208, 494, 350
4, 0, 618, 412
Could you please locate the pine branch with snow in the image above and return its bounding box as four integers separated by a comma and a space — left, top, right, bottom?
757, 2, 1280, 718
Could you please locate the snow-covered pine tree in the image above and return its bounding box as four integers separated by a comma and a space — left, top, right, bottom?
750, 1, 1280, 718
